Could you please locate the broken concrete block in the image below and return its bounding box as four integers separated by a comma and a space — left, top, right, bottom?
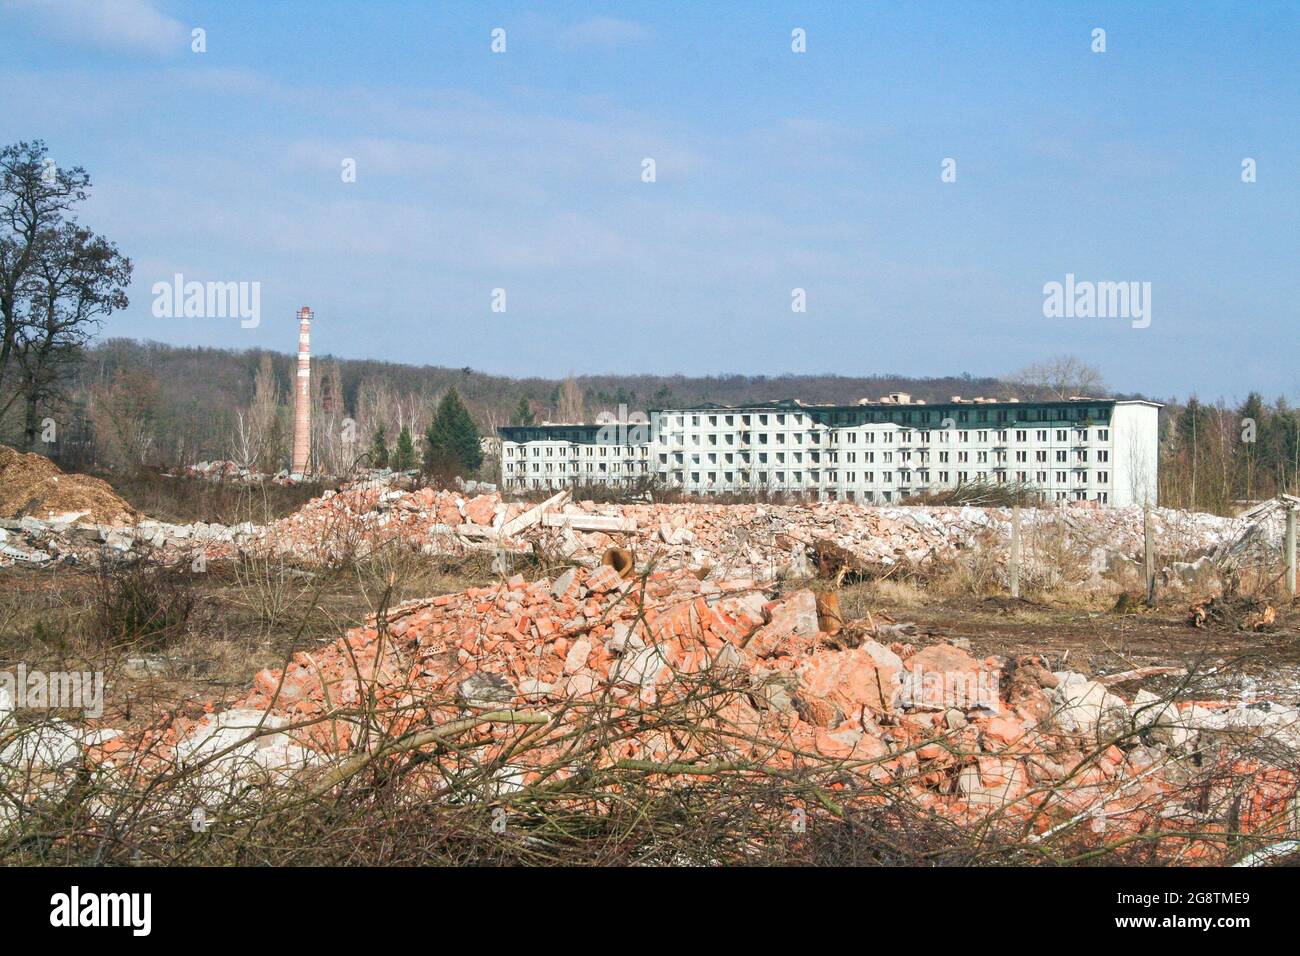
1132, 689, 1179, 733
707, 642, 746, 674
176, 709, 287, 765
0, 719, 82, 770
750, 671, 798, 713
550, 568, 577, 599
564, 638, 592, 675
459, 673, 517, 707
611, 646, 669, 689
518, 679, 554, 701
1049, 677, 1130, 740
607, 621, 645, 655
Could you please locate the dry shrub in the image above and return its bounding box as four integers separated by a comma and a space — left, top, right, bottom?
92, 560, 194, 651
2, 628, 1298, 867
229, 549, 317, 632
926, 532, 1006, 598
900, 479, 1037, 508
102, 468, 329, 525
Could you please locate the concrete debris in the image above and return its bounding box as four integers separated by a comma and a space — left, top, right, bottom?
2, 478, 1269, 586
181, 461, 499, 494
0, 719, 93, 772
243, 492, 1257, 583
0, 513, 256, 568
172, 709, 319, 793
1213, 495, 1300, 569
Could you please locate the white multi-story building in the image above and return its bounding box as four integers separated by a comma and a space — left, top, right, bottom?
499, 396, 1160, 506
497, 422, 652, 490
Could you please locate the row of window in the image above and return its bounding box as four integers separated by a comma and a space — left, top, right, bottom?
661, 470, 1111, 487
503, 445, 647, 457
505, 475, 1114, 504
660, 406, 1110, 429
504, 462, 650, 473
657, 427, 1111, 446
507, 429, 1114, 461
645, 447, 1112, 468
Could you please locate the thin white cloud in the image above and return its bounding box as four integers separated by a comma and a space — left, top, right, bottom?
561, 16, 652, 48
2, 0, 186, 56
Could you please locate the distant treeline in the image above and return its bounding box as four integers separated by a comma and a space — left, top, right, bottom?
1, 337, 1295, 514
14, 338, 1021, 468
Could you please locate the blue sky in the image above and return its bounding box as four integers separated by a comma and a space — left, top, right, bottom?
2, 0, 1297, 401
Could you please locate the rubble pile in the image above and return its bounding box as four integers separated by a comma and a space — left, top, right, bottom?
2, 473, 1288, 595
1212, 495, 1300, 570
251, 486, 534, 563
0, 485, 507, 569
243, 488, 1249, 585
0, 514, 258, 568
183, 460, 272, 483
565, 498, 1244, 583
48, 566, 1285, 860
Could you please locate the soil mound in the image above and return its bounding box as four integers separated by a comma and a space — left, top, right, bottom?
0, 445, 136, 525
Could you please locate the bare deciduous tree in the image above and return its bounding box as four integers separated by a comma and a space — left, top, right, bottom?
558, 374, 585, 423
230, 355, 285, 471
1010, 355, 1107, 401
89, 368, 158, 469
310, 359, 346, 474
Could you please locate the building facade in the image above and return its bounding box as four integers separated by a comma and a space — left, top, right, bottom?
497, 422, 653, 490
498, 396, 1160, 507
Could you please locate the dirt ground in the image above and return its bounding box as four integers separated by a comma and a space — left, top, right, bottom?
840, 582, 1300, 703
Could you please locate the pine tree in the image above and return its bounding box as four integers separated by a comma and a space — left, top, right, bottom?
369, 425, 389, 468
424, 387, 483, 475
392, 426, 416, 471
1176, 397, 1211, 449
1239, 392, 1266, 498
512, 396, 535, 426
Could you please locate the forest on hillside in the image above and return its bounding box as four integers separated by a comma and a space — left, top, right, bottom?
25, 337, 1017, 470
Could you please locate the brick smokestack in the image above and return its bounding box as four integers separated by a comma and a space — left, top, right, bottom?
291, 306, 313, 475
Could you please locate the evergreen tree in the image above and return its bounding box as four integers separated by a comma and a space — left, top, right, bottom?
424, 387, 483, 475
1264, 397, 1300, 492
1176, 397, 1211, 449
392, 425, 417, 471
512, 396, 535, 426
369, 424, 389, 468
1238, 392, 1266, 498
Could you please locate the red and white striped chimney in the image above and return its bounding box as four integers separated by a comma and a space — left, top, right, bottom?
291, 305, 313, 475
